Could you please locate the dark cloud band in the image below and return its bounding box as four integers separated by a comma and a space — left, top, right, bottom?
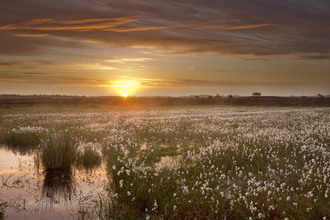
0, 0, 330, 59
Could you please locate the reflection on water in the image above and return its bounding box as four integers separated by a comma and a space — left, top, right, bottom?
42, 169, 77, 205
0, 145, 108, 220
76, 144, 102, 172
1, 144, 37, 156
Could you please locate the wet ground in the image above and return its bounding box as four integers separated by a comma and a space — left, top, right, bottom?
0, 146, 108, 220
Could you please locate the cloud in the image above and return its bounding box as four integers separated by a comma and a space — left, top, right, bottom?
0, 58, 118, 70
0, 17, 139, 32
13, 33, 50, 37
67, 61, 118, 70
0, 59, 26, 66
0, 72, 311, 89
195, 23, 273, 30
228, 56, 276, 61
224, 24, 273, 30
20, 72, 50, 75
292, 54, 330, 60
0, 33, 91, 55
191, 68, 256, 73
0, 0, 330, 59
31, 59, 58, 65
0, 59, 58, 68
105, 57, 155, 63
104, 76, 313, 89
0, 71, 106, 86
137, 78, 311, 88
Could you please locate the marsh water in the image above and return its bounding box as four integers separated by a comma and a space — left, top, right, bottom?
0, 145, 108, 220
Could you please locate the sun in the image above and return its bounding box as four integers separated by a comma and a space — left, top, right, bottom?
106, 79, 140, 96
102, 78, 142, 96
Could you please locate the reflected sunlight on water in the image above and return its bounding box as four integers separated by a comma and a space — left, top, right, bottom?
0, 147, 108, 220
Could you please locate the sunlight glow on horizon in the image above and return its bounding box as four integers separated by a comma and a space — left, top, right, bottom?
105, 79, 141, 96
1, 1, 330, 97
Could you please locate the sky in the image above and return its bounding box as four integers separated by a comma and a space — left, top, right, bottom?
0, 0, 330, 97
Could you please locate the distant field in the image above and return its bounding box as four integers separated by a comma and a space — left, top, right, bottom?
0, 106, 329, 219
0, 95, 329, 111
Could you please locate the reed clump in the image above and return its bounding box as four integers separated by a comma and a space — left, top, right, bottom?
40, 130, 78, 170
76, 144, 102, 171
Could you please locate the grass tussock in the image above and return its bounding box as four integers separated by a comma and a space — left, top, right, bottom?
40, 130, 78, 171
76, 143, 102, 171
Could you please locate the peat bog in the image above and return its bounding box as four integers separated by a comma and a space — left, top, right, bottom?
0, 103, 330, 219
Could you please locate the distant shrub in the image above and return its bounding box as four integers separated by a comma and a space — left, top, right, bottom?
252, 92, 262, 96
228, 95, 233, 99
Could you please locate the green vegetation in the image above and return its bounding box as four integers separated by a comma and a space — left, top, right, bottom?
160, 97, 176, 106
1, 95, 330, 112
0, 200, 6, 220
39, 130, 78, 170
76, 144, 102, 171
0, 132, 40, 147
94, 107, 330, 219
0, 106, 329, 219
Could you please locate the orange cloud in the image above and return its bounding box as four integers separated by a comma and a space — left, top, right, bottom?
195, 23, 273, 30
0, 16, 197, 35
105, 57, 155, 63
103, 77, 310, 89
0, 17, 139, 32
105, 26, 169, 32
1, 0, 329, 61
224, 24, 273, 30
12, 33, 50, 37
